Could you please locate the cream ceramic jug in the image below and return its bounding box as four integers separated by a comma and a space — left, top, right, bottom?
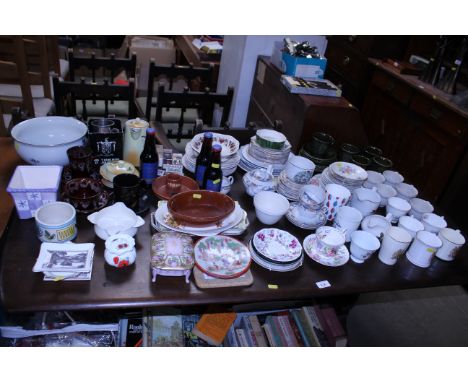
123, 118, 149, 167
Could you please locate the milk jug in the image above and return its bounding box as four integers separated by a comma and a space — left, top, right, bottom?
123, 118, 149, 167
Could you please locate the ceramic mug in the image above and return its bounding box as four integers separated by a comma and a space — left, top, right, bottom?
315, 226, 346, 257
421, 213, 447, 234
333, 206, 363, 242
377, 183, 397, 208
398, 215, 424, 239
386, 196, 411, 223
34, 201, 77, 243
67, 145, 95, 178
113, 173, 146, 211
285, 155, 315, 184
324, 183, 351, 221
436, 228, 466, 261
378, 226, 413, 266
350, 230, 381, 263
406, 230, 442, 268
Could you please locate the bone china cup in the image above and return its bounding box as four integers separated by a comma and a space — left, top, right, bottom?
378, 226, 412, 266
34, 201, 77, 242
386, 196, 411, 223
285, 155, 315, 184
324, 183, 351, 221
350, 230, 381, 263
421, 213, 447, 234
254, 191, 290, 225
333, 206, 363, 242
436, 228, 466, 261
398, 215, 424, 239
406, 230, 442, 268
409, 198, 434, 220
377, 183, 397, 208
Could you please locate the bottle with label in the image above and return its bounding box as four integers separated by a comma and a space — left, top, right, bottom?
203, 144, 223, 192
194, 132, 213, 187
140, 127, 159, 186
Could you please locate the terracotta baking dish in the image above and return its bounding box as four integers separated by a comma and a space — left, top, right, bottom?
152, 175, 199, 200
168, 190, 235, 226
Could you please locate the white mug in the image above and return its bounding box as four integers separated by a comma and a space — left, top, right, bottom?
333, 206, 363, 242
324, 183, 351, 221
421, 213, 447, 234
398, 215, 424, 239
386, 196, 411, 223
406, 230, 442, 268
436, 228, 466, 261
285, 155, 315, 184
350, 230, 381, 263
378, 226, 412, 266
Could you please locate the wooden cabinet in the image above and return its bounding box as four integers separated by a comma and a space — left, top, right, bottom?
362, 60, 468, 203
247, 56, 368, 152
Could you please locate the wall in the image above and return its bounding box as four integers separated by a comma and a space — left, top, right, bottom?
216, 35, 328, 128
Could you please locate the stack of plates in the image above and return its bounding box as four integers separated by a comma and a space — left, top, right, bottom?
276, 170, 311, 201
182, 145, 240, 176
248, 137, 291, 164
152, 201, 247, 237
249, 228, 303, 272
319, 161, 367, 192
239, 145, 290, 176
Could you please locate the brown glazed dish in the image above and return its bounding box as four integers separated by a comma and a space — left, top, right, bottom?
152, 175, 199, 200
167, 190, 235, 226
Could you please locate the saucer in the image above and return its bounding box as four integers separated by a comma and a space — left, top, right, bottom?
286, 203, 327, 230
249, 241, 303, 272
303, 234, 349, 267
61, 190, 110, 214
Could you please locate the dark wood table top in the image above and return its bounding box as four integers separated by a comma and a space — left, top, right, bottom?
1, 171, 468, 313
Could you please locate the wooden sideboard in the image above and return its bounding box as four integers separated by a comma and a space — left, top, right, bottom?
247, 56, 368, 153
362, 59, 468, 208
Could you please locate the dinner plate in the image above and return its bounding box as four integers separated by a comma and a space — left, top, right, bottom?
303, 234, 350, 267
194, 235, 251, 279
190, 132, 240, 158
252, 228, 302, 263
249, 241, 303, 272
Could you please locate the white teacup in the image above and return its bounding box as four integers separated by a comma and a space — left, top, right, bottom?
386, 196, 411, 223
361, 213, 392, 239
396, 182, 418, 201
383, 170, 404, 187
378, 226, 412, 266
333, 206, 363, 242
285, 155, 315, 184
350, 230, 381, 263
315, 226, 346, 256
421, 213, 447, 234
406, 230, 442, 268
409, 198, 434, 220
324, 183, 351, 221
436, 228, 466, 261
398, 215, 424, 239
221, 176, 234, 194
377, 183, 397, 208
299, 184, 325, 210
363, 171, 385, 189
350, 187, 381, 217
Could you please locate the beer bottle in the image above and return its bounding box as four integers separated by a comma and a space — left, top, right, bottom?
203, 144, 222, 192
139, 127, 159, 186
194, 132, 213, 187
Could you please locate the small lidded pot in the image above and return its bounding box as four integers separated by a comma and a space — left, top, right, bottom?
104, 234, 136, 268
242, 166, 276, 196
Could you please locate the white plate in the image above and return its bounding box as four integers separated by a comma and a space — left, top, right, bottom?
33, 242, 95, 273
330, 162, 368, 181
252, 228, 302, 263
303, 234, 349, 267
249, 241, 303, 272
190, 132, 240, 158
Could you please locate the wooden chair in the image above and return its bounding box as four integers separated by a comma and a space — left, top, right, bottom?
136, 59, 213, 121
53, 76, 137, 121
155, 85, 234, 144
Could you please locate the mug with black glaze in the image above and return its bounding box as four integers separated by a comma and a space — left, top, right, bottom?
113, 173, 145, 211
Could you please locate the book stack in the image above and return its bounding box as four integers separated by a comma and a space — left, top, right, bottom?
281, 75, 342, 97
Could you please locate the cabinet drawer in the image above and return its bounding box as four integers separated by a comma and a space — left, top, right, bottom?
409, 92, 467, 140
325, 67, 362, 107
326, 43, 366, 87
328, 36, 375, 56
372, 69, 412, 106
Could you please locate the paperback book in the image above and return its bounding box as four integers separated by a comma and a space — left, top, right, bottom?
281, 75, 342, 97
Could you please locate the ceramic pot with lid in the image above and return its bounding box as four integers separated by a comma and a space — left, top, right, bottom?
242, 166, 276, 196
104, 234, 137, 268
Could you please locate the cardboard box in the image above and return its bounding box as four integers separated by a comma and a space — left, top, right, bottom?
281, 52, 327, 79
120, 36, 176, 92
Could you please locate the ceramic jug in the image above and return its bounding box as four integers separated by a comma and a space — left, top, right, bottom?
123, 118, 149, 167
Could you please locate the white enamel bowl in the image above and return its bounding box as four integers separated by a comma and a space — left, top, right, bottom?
11, 116, 88, 165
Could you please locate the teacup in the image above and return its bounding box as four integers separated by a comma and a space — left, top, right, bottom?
421, 213, 447, 234
377, 183, 397, 207
67, 145, 95, 178
436, 228, 466, 261
378, 226, 412, 266
310, 132, 335, 156
324, 183, 351, 221
64, 177, 105, 211
398, 215, 424, 239
386, 196, 411, 223
371, 156, 393, 172
113, 173, 146, 211
299, 184, 325, 210
221, 175, 234, 194
361, 213, 392, 239
396, 182, 418, 201
350, 230, 381, 263
34, 201, 77, 243
243, 167, 276, 196
406, 230, 442, 268
363, 170, 385, 189
350, 187, 381, 217
409, 198, 434, 220
285, 155, 315, 184
315, 226, 346, 256
333, 206, 363, 242
383, 170, 404, 187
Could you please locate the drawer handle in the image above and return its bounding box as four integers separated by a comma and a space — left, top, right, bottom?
342, 56, 350, 66
348, 35, 357, 43
429, 108, 442, 120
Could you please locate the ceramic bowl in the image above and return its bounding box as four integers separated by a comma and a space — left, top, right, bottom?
100, 160, 139, 186
396, 182, 418, 201
152, 174, 199, 200
34, 201, 77, 242
409, 197, 434, 220
168, 190, 235, 227
11, 116, 88, 166
255, 129, 287, 150
254, 191, 290, 225
386, 196, 411, 223
421, 213, 447, 234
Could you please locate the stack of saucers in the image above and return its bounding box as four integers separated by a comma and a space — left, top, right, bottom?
249, 228, 303, 272
276, 170, 316, 201
319, 161, 368, 192
182, 133, 241, 176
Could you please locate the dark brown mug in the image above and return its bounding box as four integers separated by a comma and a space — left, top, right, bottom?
113, 174, 146, 211
67, 146, 95, 178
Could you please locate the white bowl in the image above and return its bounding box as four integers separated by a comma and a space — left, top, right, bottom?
11, 116, 88, 165
254, 191, 290, 225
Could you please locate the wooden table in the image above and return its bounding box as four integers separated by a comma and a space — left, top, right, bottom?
1, 170, 468, 313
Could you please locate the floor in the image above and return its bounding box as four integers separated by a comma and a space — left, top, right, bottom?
346, 285, 468, 346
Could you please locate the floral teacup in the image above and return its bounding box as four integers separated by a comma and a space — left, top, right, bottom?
315, 226, 346, 257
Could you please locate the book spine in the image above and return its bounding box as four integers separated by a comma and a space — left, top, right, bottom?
276, 315, 299, 347
290, 310, 312, 347
303, 306, 330, 347
235, 328, 250, 347
224, 325, 239, 347
286, 312, 305, 346
320, 306, 348, 347
295, 309, 321, 346
265, 316, 286, 346
262, 323, 277, 347
241, 316, 257, 346
248, 315, 269, 347
312, 305, 336, 346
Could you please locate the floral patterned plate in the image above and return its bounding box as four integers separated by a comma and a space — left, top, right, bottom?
249, 241, 303, 272
303, 234, 349, 267
330, 161, 368, 181
151, 232, 194, 271
194, 235, 251, 279
252, 228, 302, 263
190, 132, 240, 158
